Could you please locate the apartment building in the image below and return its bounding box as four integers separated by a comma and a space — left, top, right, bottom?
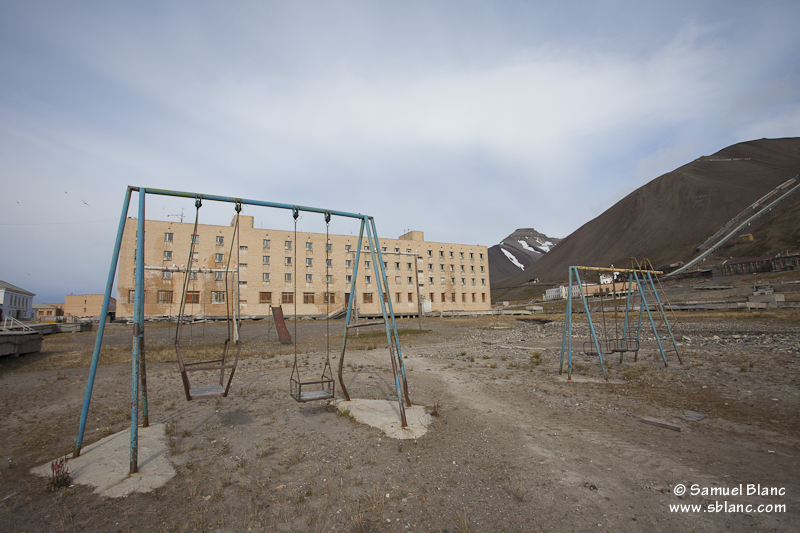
116, 216, 491, 319
64, 294, 117, 319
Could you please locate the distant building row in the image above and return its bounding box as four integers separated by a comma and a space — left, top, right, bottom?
116, 216, 491, 319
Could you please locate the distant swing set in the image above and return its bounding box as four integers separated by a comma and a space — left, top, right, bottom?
74, 186, 412, 474
559, 260, 682, 381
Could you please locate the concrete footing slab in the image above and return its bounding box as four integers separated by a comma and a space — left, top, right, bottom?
335, 399, 433, 439
31, 423, 175, 498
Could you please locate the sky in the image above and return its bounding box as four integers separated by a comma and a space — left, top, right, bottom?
1, 1, 799, 302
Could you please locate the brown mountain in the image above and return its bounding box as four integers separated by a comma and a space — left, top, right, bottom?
491, 137, 800, 302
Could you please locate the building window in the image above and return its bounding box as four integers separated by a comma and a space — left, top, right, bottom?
450, 265, 455, 272
408, 263, 413, 270
365, 276, 371, 284
285, 273, 292, 282
162, 271, 172, 279
263, 256, 270, 264
306, 274, 313, 283
450, 251, 454, 258
482, 293, 486, 302
461, 278, 466, 285
363, 293, 373, 304
439, 251, 444, 258
346, 275, 352, 283
408, 293, 413, 302
239, 263, 247, 268
260, 292, 272, 304
285, 241, 292, 250
263, 273, 270, 281
395, 293, 401, 303
306, 242, 313, 250
394, 247, 399, 252
440, 277, 445, 285
240, 245, 248, 251
427, 250, 432, 257
215, 271, 224, 280
211, 291, 226, 303
428, 264, 433, 271
282, 292, 293, 304
306, 258, 313, 267
346, 260, 352, 268
187, 291, 200, 304
164, 232, 173, 242
163, 250, 172, 261
263, 239, 271, 248
462, 293, 466, 303
470, 253, 474, 259
239, 281, 247, 286
303, 292, 315, 304
460, 252, 464, 259
215, 253, 223, 263
345, 244, 352, 251
480, 253, 484, 260
480, 266, 485, 273
326, 275, 332, 283
472, 293, 476, 302
365, 261, 371, 269
471, 265, 475, 272
128, 290, 135, 304
440, 264, 444, 271
451, 277, 455, 285
326, 258, 332, 267
382, 247, 387, 252
395, 262, 400, 269
429, 277, 434, 284
285, 257, 292, 265
216, 235, 224, 245
441, 292, 446, 302
395, 276, 401, 284
451, 293, 456, 302
326, 243, 332, 252
481, 279, 486, 285
408, 277, 413, 284
191, 234, 199, 244
324, 292, 335, 304
189, 272, 197, 280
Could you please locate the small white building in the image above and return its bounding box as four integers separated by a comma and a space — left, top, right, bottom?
543, 283, 585, 301
0, 280, 36, 321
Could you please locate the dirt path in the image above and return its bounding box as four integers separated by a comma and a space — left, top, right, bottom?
1, 314, 798, 531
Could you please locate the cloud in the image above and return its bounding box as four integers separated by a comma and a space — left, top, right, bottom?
1, 2, 799, 300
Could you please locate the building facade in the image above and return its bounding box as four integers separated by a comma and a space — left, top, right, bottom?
0, 280, 35, 321
64, 294, 117, 319
116, 216, 491, 319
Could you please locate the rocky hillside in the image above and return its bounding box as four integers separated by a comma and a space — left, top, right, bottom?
488, 229, 561, 284
491, 137, 800, 302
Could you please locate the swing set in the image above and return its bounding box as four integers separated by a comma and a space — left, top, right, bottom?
559, 261, 682, 381
73, 186, 412, 474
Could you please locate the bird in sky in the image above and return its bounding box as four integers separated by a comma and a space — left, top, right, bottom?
82, 199, 89, 206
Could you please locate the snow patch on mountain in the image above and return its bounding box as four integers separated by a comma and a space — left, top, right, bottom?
501, 248, 525, 270
539, 241, 554, 252
518, 240, 535, 252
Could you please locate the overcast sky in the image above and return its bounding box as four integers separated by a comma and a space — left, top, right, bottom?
1, 1, 799, 302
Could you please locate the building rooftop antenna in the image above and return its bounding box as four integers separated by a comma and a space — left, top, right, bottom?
167, 208, 186, 223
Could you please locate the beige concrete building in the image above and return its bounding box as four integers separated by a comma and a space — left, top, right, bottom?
64, 294, 117, 319
116, 216, 491, 319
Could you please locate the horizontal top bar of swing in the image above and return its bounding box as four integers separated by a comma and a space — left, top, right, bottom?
571, 266, 663, 274
347, 320, 386, 329
137, 187, 369, 220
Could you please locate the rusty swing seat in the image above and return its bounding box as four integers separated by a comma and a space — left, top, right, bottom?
174, 198, 243, 401
288, 207, 336, 403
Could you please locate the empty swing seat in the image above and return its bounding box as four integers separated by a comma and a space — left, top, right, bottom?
290, 375, 335, 402
176, 341, 240, 401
